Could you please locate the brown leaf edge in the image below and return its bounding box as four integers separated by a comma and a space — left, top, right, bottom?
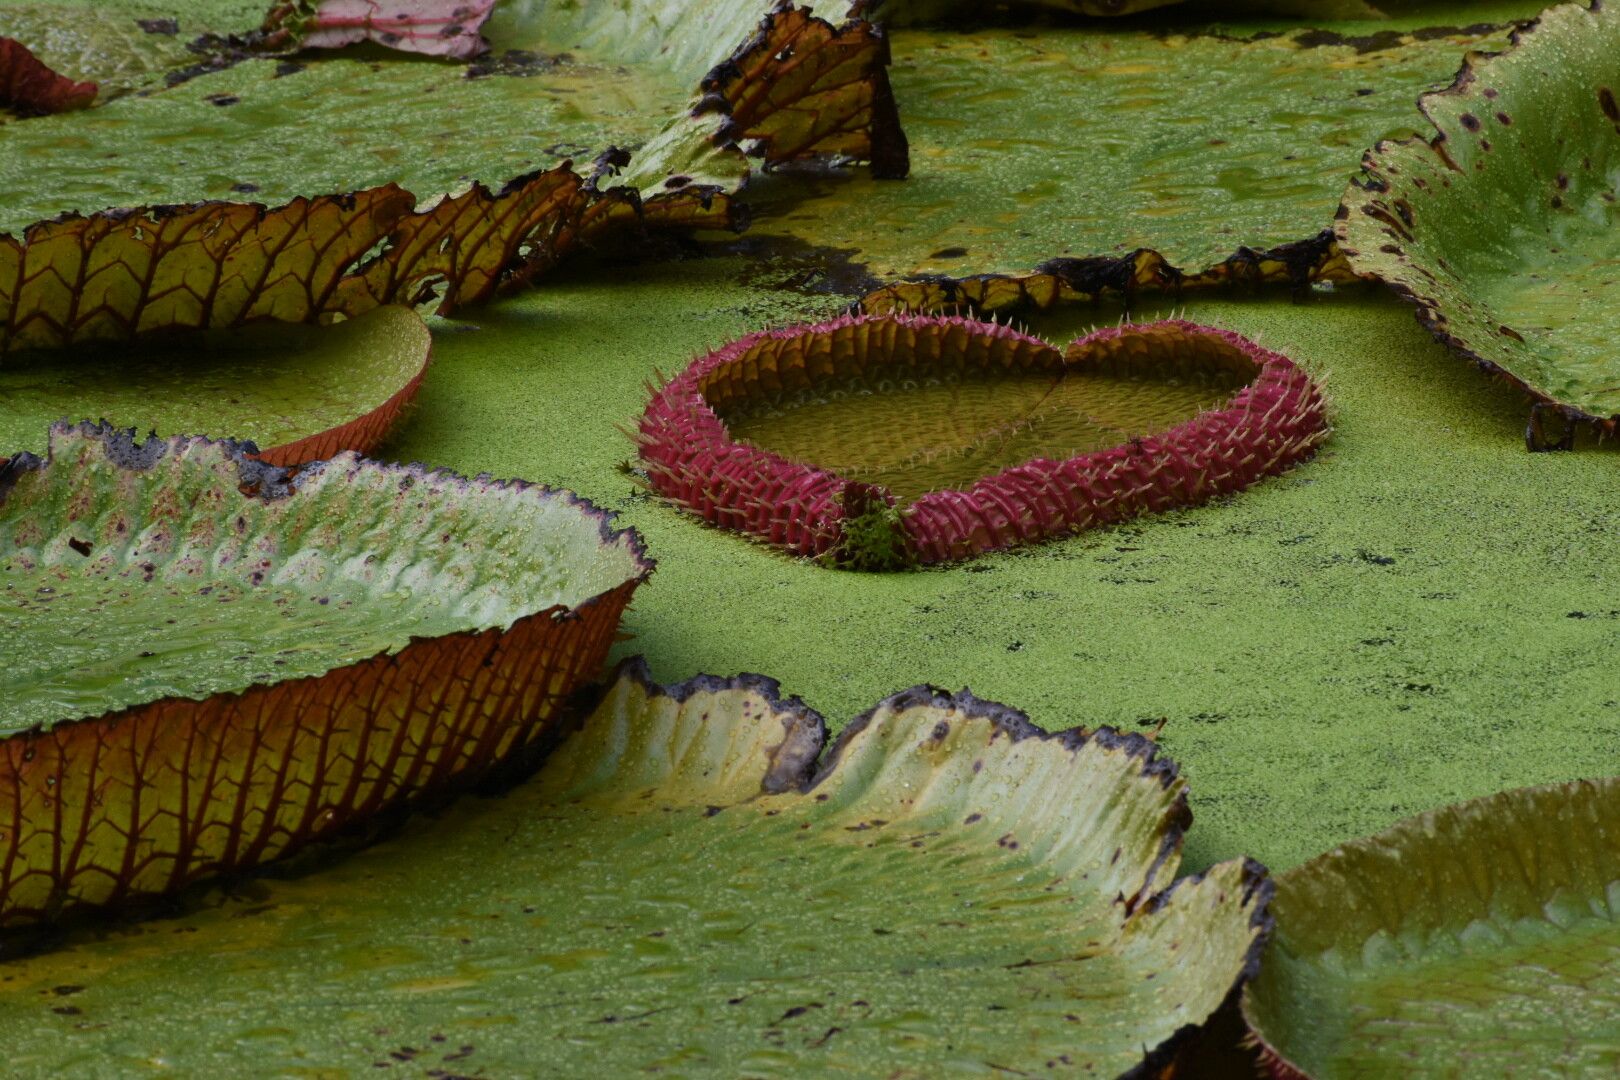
252, 327, 431, 467
0, 36, 97, 116
1333, 1, 1614, 451
859, 230, 1356, 317
0, 422, 653, 928
0, 2, 908, 353
588, 656, 1273, 1079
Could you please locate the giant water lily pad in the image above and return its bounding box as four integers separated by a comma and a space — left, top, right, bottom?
0, 422, 650, 925
752, 11, 1528, 311
1338, 1, 1620, 446
0, 0, 905, 348
0, 659, 1269, 1076
638, 313, 1327, 567
0, 303, 431, 465
1244, 776, 1620, 1077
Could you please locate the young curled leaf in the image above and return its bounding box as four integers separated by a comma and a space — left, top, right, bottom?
262, 0, 499, 59
637, 313, 1328, 567
0, 35, 96, 116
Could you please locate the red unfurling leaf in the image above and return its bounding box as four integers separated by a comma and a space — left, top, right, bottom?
264, 0, 499, 59
0, 37, 97, 116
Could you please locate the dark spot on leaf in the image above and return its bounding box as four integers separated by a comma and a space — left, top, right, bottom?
1600, 87, 1620, 125
50, 985, 84, 996
1499, 325, 1525, 342
205, 94, 239, 107
231, 183, 260, 194
136, 18, 179, 35
928, 246, 969, 259
1496, 111, 1512, 125
67, 537, 91, 557
1459, 112, 1481, 132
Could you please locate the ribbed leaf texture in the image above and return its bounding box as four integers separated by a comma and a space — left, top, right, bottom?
0, 424, 650, 926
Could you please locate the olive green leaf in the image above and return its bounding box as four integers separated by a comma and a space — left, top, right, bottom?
752, 13, 1532, 312
1337, 0, 1620, 447
0, 660, 1269, 1076
0, 303, 431, 465
1244, 776, 1620, 1078
0, 422, 650, 924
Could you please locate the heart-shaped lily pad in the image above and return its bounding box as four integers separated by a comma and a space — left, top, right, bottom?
0, 303, 430, 466
1337, 0, 1620, 447
0, 658, 1270, 1077
0, 422, 651, 926
637, 314, 1328, 568
1243, 776, 1620, 1077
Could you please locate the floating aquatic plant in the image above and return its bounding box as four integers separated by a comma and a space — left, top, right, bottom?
0, 304, 431, 467
0, 1, 907, 343
637, 313, 1328, 568
0, 658, 1270, 1076
0, 423, 651, 925
1338, 0, 1620, 448
1244, 776, 1620, 1077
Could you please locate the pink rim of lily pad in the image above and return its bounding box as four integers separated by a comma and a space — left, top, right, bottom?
637, 313, 1329, 568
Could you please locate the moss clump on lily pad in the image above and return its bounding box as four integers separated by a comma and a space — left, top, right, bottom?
1338, 0, 1620, 447
0, 658, 1269, 1077
637, 313, 1328, 568
1244, 776, 1620, 1078
0, 422, 650, 926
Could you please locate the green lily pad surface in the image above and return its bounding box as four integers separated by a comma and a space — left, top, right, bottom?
0, 423, 649, 923
1244, 777, 1620, 1077
0, 660, 1268, 1076
0, 303, 430, 463
1338, 0, 1620, 436
747, 12, 1523, 291
0, 0, 895, 231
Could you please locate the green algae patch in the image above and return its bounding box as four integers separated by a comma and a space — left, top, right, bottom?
1244, 777, 1620, 1077
1338, 1, 1620, 446
0, 422, 650, 925
0, 659, 1269, 1076
750, 17, 1511, 302
0, 303, 431, 466
376, 252, 1620, 879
